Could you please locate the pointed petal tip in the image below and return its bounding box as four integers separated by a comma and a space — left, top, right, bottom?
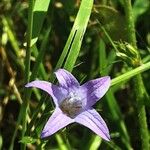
40, 130, 49, 139
24, 80, 39, 88
106, 76, 111, 86
75, 109, 111, 142
97, 129, 110, 141
102, 76, 111, 89
104, 133, 111, 141
25, 83, 30, 88
40, 132, 45, 139
104, 76, 111, 82
54, 68, 80, 88
106, 76, 111, 80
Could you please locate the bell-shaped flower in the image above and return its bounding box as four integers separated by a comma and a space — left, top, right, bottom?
25, 69, 111, 141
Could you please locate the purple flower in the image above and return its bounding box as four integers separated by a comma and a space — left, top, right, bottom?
25, 69, 111, 141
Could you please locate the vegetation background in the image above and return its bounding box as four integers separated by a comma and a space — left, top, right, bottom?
0, 0, 150, 149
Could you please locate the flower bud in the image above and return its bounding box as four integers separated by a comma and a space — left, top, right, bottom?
115, 41, 141, 66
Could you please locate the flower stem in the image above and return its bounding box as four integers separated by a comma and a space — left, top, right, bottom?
111, 61, 150, 87
123, 0, 149, 149
21, 0, 34, 149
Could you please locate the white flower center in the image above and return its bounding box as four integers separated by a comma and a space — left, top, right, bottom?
60, 92, 82, 118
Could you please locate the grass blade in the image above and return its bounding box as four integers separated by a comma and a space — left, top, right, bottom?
56, 0, 94, 71
31, 0, 52, 46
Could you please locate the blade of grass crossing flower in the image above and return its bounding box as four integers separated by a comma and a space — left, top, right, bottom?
98, 39, 132, 149
27, 30, 80, 136
25, 28, 77, 148
24, 28, 51, 135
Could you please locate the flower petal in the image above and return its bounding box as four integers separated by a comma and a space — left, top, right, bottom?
41, 108, 74, 138
54, 69, 80, 89
25, 80, 67, 106
75, 109, 110, 141
80, 76, 111, 108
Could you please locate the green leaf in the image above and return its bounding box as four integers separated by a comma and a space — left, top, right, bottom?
56, 0, 94, 71
31, 0, 52, 46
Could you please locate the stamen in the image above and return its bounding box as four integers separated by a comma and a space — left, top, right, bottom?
60, 93, 82, 118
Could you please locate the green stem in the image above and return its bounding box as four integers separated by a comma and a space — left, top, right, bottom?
8, 1, 34, 149
111, 61, 150, 86
99, 24, 119, 52
123, 0, 149, 149
123, 0, 136, 47
22, 0, 34, 149
25, 1, 34, 83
